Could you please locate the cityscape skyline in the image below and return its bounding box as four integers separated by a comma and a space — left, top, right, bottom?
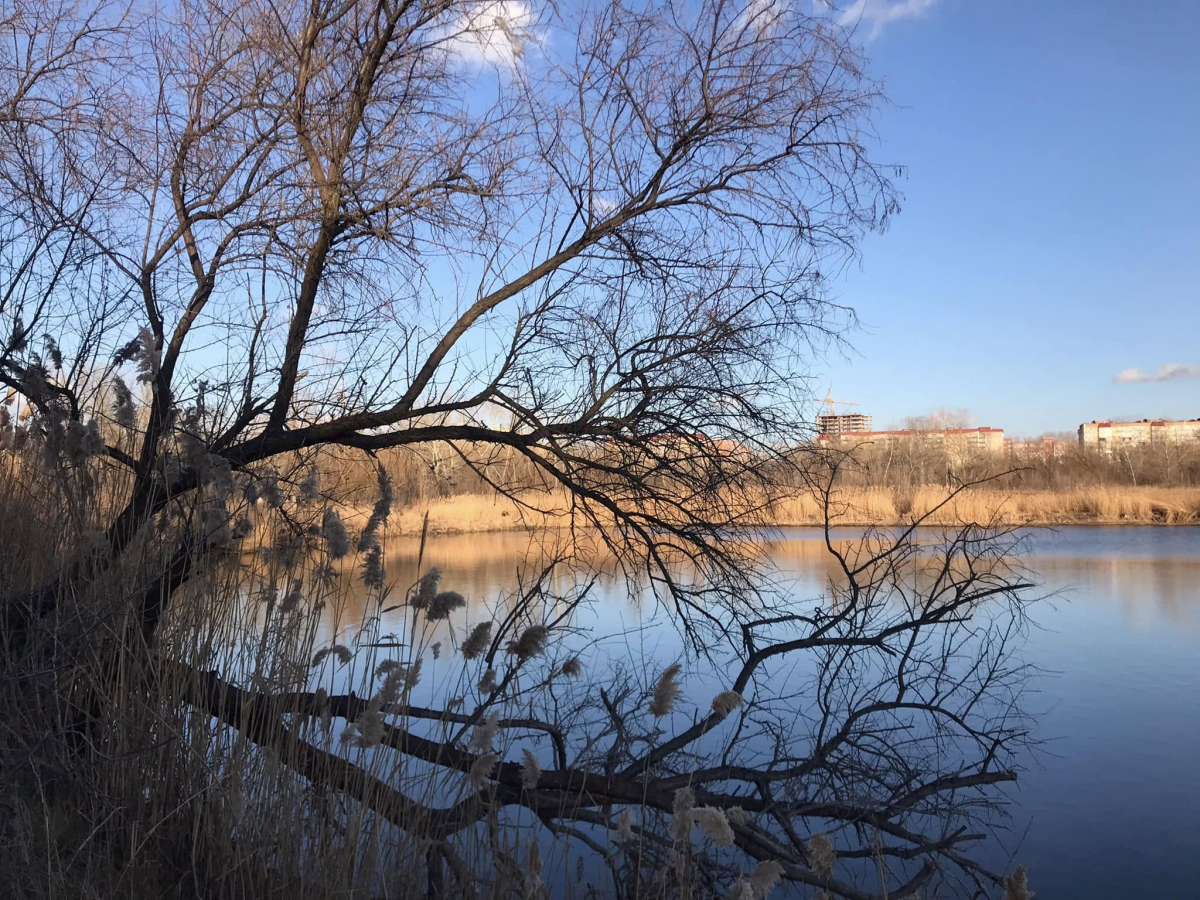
815, 408, 1200, 445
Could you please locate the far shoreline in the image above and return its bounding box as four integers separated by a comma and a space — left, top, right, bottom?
339, 485, 1200, 537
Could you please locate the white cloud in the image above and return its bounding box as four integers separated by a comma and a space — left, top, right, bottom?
832, 0, 937, 42
733, 0, 790, 41
439, 1, 541, 70
1114, 364, 1200, 384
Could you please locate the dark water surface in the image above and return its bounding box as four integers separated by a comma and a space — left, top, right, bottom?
327, 526, 1200, 898
994, 528, 1200, 898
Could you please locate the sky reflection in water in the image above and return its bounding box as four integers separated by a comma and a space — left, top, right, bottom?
310, 526, 1200, 898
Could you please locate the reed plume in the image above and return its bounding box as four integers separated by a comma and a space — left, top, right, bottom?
461, 621, 493, 660
649, 663, 683, 717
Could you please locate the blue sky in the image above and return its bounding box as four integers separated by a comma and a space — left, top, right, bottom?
817, 0, 1200, 437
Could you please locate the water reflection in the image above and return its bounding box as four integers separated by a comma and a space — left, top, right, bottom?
333, 526, 1200, 635
315, 530, 637, 650
323, 525, 1200, 900
1032, 556, 1200, 628
208, 525, 1200, 899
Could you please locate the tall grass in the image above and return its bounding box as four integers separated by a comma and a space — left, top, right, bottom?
766, 485, 1200, 527
337, 484, 1200, 535
0, 453, 597, 900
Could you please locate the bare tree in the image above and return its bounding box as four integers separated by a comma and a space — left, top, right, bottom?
0, 2, 1036, 898
902, 409, 975, 433
1, 0, 898, 639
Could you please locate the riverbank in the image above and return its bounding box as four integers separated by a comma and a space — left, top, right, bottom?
344, 485, 1200, 535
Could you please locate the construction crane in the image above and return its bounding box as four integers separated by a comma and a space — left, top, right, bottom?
815, 390, 858, 416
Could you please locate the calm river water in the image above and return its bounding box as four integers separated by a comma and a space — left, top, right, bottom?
322, 525, 1200, 898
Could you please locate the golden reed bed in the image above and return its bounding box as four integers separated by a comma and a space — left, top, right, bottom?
342, 486, 1200, 535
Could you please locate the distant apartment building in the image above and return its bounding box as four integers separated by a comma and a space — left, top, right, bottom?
815, 412, 872, 435
817, 426, 1007, 462
1078, 419, 1200, 453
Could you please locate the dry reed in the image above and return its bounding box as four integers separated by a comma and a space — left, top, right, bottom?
339, 484, 1200, 534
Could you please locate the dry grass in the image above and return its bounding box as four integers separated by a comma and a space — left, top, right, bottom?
340, 485, 1200, 535
770, 485, 1200, 526
0, 462, 597, 900
342, 490, 574, 535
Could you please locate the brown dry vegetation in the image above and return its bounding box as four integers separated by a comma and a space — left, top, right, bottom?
340, 483, 1200, 535
770, 485, 1200, 527
320, 438, 1200, 533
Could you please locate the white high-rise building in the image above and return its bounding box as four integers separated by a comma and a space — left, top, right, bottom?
1079, 419, 1200, 453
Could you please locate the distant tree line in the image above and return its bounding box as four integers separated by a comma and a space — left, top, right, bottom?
788, 439, 1200, 492
321, 434, 1200, 512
